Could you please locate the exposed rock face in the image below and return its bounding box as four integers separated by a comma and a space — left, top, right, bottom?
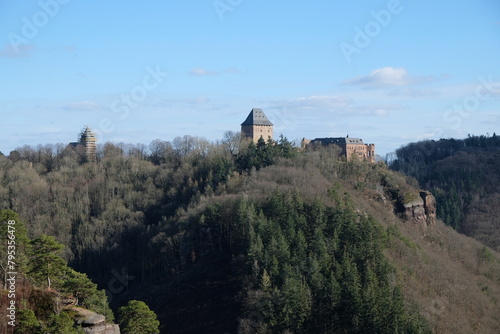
83, 324, 121, 334
403, 191, 436, 227
420, 191, 436, 226
71, 307, 121, 334
82, 313, 106, 326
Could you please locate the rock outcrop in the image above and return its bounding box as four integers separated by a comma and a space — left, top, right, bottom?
420, 191, 436, 226
403, 191, 436, 227
71, 307, 121, 334
83, 324, 121, 334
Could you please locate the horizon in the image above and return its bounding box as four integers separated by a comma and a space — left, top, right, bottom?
1, 0, 500, 156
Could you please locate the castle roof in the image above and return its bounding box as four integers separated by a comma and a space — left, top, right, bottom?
312, 137, 365, 145
241, 108, 273, 126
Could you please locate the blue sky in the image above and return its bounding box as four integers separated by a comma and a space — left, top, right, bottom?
1, 0, 499, 155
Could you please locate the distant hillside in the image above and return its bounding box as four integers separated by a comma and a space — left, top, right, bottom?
1, 137, 500, 333
389, 134, 500, 251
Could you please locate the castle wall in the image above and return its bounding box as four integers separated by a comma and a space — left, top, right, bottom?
304, 138, 376, 163
242, 124, 273, 143
345, 143, 375, 162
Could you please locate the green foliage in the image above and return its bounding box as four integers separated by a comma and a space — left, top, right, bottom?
0, 210, 114, 331
197, 190, 432, 333
118, 300, 160, 334
82, 288, 115, 322
28, 234, 68, 289
15, 309, 41, 334
28, 289, 55, 321
0, 209, 30, 278
236, 136, 297, 172
63, 269, 114, 321
45, 312, 84, 334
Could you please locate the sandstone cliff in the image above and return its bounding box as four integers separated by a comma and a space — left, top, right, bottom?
402, 191, 436, 227
71, 307, 121, 334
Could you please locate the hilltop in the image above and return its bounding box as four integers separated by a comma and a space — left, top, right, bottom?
1, 137, 499, 333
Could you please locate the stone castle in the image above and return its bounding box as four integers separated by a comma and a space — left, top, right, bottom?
302, 137, 376, 163
241, 108, 376, 162
241, 108, 274, 143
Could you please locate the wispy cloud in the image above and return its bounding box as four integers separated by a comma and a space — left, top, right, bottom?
388, 87, 441, 98
188, 67, 239, 76
343, 67, 437, 88
374, 109, 388, 116
266, 95, 405, 117
63, 101, 100, 111
0, 44, 36, 58
290, 95, 352, 110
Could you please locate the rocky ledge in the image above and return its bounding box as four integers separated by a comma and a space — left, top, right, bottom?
403, 191, 436, 227
71, 307, 121, 334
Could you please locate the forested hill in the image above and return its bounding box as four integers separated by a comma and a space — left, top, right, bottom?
1, 136, 500, 333
388, 134, 500, 251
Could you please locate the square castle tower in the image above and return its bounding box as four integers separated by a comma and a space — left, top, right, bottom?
241, 108, 274, 143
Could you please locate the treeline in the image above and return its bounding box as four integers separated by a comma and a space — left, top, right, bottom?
389, 134, 500, 250
388, 133, 500, 179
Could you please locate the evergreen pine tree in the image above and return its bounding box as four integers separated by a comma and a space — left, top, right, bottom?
118, 300, 160, 334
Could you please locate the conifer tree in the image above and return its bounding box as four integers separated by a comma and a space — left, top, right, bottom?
46, 312, 84, 334
28, 234, 68, 289
118, 300, 160, 334
15, 309, 41, 334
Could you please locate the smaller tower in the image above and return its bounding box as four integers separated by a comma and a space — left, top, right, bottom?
241, 108, 274, 143
79, 126, 97, 163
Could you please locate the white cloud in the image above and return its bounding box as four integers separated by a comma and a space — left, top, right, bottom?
343, 67, 436, 88
188, 67, 239, 76
374, 109, 388, 116
63, 101, 100, 111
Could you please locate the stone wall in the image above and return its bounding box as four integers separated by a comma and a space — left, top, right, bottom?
241, 124, 273, 143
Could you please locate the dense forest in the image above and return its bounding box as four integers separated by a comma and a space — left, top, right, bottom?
388, 134, 500, 251
1, 133, 500, 333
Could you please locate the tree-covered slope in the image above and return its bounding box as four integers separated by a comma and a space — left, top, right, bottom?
1, 138, 500, 333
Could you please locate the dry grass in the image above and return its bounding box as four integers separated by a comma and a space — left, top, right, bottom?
355, 181, 500, 334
